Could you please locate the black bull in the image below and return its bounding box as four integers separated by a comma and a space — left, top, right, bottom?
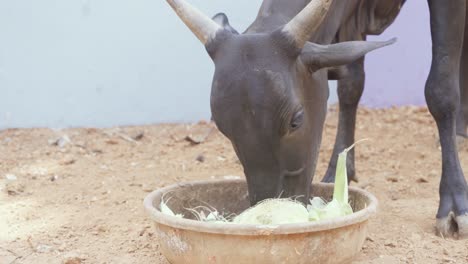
165, 0, 468, 238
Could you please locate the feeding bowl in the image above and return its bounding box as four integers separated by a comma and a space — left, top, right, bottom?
144, 179, 377, 264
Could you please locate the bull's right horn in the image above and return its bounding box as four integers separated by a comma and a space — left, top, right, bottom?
282, 0, 334, 49
166, 0, 223, 45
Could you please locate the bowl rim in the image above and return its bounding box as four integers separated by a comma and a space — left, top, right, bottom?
143, 179, 378, 235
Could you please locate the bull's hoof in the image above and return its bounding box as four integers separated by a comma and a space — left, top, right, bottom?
456, 214, 468, 239
435, 213, 468, 239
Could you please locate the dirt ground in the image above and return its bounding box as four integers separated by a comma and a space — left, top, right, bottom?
1, 106, 468, 264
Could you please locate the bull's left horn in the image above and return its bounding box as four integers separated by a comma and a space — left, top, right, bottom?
282, 0, 334, 49
167, 0, 222, 45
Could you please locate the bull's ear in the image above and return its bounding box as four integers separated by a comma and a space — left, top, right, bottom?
212, 13, 239, 35
300, 38, 396, 72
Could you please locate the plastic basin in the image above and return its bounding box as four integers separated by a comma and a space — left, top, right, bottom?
144, 179, 377, 264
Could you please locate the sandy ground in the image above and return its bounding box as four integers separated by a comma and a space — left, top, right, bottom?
1, 106, 468, 264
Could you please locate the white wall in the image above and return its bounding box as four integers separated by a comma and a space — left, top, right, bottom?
1, 0, 295, 129
7, 0, 437, 129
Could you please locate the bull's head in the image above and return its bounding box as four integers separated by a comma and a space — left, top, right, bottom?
166, 0, 394, 205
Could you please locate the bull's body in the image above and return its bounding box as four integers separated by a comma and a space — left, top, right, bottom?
166, 0, 468, 238
246, 0, 401, 43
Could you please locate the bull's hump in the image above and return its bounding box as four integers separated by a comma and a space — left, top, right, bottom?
245, 0, 312, 34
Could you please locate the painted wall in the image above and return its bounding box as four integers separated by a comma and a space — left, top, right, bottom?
363, 0, 431, 107
0, 0, 430, 129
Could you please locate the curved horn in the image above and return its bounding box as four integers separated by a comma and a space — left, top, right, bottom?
167, 0, 222, 45
282, 0, 334, 48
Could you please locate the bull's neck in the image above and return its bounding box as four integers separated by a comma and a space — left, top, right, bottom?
245, 0, 351, 45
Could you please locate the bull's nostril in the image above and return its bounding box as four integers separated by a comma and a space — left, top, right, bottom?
284, 167, 305, 177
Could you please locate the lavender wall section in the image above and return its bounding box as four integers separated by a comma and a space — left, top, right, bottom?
362, 1, 431, 107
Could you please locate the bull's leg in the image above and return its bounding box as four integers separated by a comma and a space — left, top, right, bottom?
456, 14, 468, 141
426, 0, 468, 239
455, 92, 468, 148
322, 58, 364, 183
455, 86, 468, 139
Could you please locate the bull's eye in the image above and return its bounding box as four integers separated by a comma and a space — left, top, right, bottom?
290, 110, 304, 131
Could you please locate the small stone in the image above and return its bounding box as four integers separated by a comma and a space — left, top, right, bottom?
386, 177, 398, 183
63, 257, 84, 264
105, 140, 118, 145
5, 174, 17, 181
196, 154, 205, 163
49, 135, 71, 148
60, 159, 76, 166
139, 226, 150, 236
384, 241, 396, 248
50, 175, 59, 182
36, 244, 53, 253
223, 175, 241, 180
97, 226, 108, 233
133, 132, 144, 141
92, 149, 103, 154
416, 177, 429, 183
6, 182, 25, 196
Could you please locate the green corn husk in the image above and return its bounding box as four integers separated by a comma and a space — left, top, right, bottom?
160, 140, 368, 224
307, 139, 368, 221
233, 199, 309, 225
